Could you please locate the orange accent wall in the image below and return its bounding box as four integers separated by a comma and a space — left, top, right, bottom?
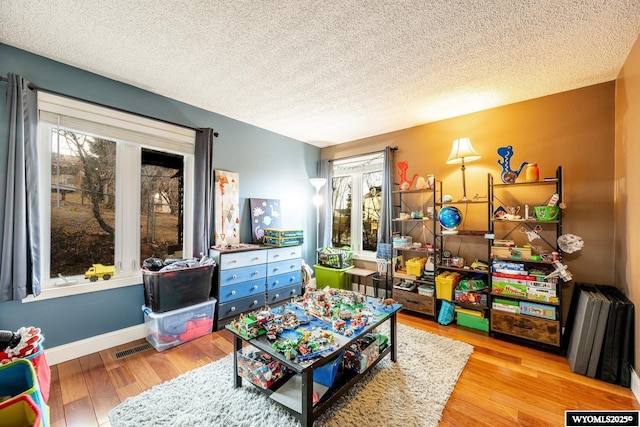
615, 33, 640, 380
322, 82, 616, 288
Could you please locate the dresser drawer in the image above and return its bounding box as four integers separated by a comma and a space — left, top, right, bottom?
217, 250, 267, 270
218, 278, 265, 303
267, 258, 302, 277
491, 310, 560, 346
219, 264, 266, 286
267, 246, 302, 263
266, 283, 302, 304
392, 289, 435, 316
218, 294, 266, 320
266, 271, 301, 290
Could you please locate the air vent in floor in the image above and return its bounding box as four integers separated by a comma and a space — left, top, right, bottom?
113, 342, 153, 360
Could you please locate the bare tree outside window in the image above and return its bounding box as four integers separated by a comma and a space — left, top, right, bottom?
50, 129, 116, 278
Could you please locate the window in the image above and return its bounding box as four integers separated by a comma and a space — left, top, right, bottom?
36, 93, 195, 296
331, 153, 383, 258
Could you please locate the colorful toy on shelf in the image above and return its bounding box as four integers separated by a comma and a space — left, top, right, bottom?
397, 160, 418, 190
497, 146, 528, 184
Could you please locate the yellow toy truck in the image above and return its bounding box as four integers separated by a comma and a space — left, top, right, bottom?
85, 264, 115, 282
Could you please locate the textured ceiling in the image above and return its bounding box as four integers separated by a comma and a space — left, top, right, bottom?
1, 1, 640, 147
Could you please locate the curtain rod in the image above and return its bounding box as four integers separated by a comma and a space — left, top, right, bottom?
1, 74, 217, 136
328, 146, 397, 163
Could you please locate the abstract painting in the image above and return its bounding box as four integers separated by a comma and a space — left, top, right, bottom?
214, 170, 240, 246
249, 198, 281, 243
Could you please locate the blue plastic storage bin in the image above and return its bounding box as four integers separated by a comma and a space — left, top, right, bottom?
313, 353, 342, 387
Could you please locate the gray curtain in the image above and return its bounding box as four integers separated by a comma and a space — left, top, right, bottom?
1, 74, 40, 301
318, 159, 333, 248
192, 128, 215, 257
377, 146, 394, 246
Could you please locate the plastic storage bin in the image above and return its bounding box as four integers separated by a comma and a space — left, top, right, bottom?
317, 247, 353, 269
0, 395, 43, 427
435, 271, 461, 301
142, 263, 215, 313
142, 299, 216, 351
314, 264, 354, 289
236, 349, 288, 389
313, 352, 342, 387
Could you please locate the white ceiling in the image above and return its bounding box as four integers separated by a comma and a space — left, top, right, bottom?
2, 1, 640, 147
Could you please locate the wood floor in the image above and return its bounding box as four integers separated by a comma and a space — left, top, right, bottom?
47, 311, 639, 427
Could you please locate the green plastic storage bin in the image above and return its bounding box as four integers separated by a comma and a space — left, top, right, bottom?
456, 312, 489, 332
314, 264, 354, 289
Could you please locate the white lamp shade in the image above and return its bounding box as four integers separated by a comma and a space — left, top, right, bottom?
446, 138, 481, 164
309, 178, 327, 191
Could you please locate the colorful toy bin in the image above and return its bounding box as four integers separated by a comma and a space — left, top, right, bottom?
0, 359, 47, 420
0, 395, 43, 427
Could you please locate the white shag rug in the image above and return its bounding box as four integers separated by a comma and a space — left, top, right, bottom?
109, 323, 473, 427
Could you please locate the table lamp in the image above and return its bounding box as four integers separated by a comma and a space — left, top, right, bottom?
446, 138, 481, 201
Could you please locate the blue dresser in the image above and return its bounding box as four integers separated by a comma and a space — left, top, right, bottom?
210, 245, 302, 328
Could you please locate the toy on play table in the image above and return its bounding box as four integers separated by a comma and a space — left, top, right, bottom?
379, 297, 396, 310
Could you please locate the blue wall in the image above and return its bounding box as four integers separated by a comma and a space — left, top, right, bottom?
0, 43, 321, 347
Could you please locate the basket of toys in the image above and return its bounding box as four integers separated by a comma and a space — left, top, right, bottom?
317, 246, 353, 269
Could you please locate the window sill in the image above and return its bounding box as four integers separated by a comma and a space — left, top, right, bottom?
22, 275, 142, 303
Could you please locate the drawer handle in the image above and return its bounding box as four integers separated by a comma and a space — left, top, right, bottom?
253, 300, 258, 305
274, 280, 279, 285
231, 290, 236, 295
513, 323, 533, 331
274, 267, 280, 271
232, 259, 237, 263
274, 254, 280, 258
291, 276, 295, 281
232, 274, 237, 279
290, 264, 296, 269
275, 294, 280, 298
253, 285, 259, 290
254, 270, 259, 275
231, 306, 236, 312
290, 252, 296, 256
291, 290, 297, 295
253, 257, 259, 261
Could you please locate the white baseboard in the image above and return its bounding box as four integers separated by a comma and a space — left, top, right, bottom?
631, 367, 640, 404
44, 324, 146, 365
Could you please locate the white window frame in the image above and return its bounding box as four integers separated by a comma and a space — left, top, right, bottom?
332, 153, 384, 261
24, 93, 195, 302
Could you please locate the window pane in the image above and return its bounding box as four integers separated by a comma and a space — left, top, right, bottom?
50, 129, 116, 279
331, 176, 351, 247
140, 149, 184, 261
362, 171, 382, 251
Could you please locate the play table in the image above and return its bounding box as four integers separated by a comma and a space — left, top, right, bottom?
227, 293, 401, 427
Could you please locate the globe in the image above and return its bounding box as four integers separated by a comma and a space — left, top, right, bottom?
438, 206, 462, 232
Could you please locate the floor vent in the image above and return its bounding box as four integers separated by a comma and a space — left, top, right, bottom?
113, 342, 153, 360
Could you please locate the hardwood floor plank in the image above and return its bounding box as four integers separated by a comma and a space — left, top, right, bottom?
63, 395, 99, 427
57, 359, 89, 405
48, 365, 66, 427
143, 350, 182, 383
79, 353, 122, 426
